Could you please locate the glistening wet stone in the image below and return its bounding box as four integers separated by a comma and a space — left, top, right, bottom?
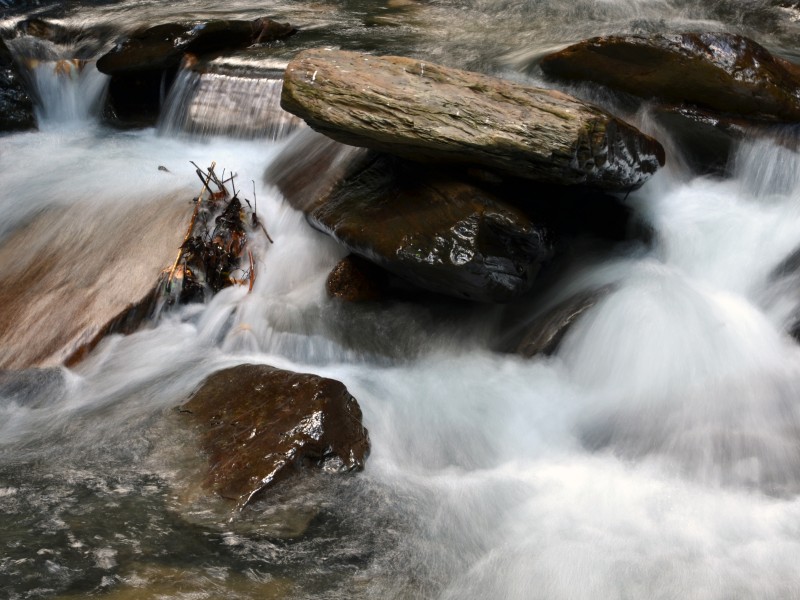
180, 364, 370, 509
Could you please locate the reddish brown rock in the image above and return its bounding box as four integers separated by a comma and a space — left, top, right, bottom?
180, 364, 370, 508
308, 153, 552, 303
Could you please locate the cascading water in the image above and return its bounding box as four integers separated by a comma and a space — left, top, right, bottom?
158, 67, 302, 139
5, 36, 109, 128
3, 1, 800, 598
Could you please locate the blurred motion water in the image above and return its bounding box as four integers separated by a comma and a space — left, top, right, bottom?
2, 1, 800, 598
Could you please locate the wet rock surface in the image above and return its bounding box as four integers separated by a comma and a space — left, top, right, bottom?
180, 364, 370, 509
505, 287, 613, 357
97, 18, 295, 123
0, 193, 191, 370
0, 37, 35, 131
326, 255, 388, 302
162, 66, 303, 139
97, 19, 296, 75
540, 32, 800, 122
308, 153, 552, 303
281, 48, 664, 191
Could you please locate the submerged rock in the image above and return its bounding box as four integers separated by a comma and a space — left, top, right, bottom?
308, 153, 552, 303
0, 37, 35, 131
180, 364, 370, 509
540, 32, 800, 122
507, 287, 613, 357
281, 49, 664, 191
0, 193, 192, 370
160, 66, 303, 139
326, 255, 388, 302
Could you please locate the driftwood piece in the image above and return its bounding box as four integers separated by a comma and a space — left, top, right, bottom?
281, 49, 665, 191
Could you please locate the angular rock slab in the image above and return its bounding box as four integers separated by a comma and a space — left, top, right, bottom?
181, 364, 370, 508
540, 32, 800, 122
309, 154, 552, 303
281, 49, 664, 191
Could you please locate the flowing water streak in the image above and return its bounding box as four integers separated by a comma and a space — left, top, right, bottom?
3, 1, 800, 598
30, 59, 108, 127
5, 36, 109, 128
158, 67, 302, 139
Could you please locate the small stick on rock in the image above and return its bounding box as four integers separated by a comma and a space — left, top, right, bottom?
248, 249, 256, 293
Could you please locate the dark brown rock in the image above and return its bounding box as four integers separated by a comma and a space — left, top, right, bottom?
308, 153, 552, 303
106, 68, 177, 123
180, 364, 370, 508
326, 255, 387, 302
97, 18, 295, 124
97, 18, 296, 75
0, 37, 35, 131
540, 32, 800, 122
650, 105, 751, 173
281, 49, 664, 191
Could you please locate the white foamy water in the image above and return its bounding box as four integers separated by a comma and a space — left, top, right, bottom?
3, 1, 800, 597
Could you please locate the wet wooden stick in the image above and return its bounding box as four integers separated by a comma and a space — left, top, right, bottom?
248, 249, 256, 293
251, 180, 274, 243
166, 161, 216, 293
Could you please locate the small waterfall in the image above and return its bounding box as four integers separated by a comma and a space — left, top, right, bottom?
5, 35, 109, 128
158, 68, 303, 140
29, 59, 108, 126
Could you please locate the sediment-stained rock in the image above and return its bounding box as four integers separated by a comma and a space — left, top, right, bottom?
0, 193, 192, 370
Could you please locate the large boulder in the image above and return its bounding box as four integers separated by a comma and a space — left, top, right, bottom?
281, 49, 664, 191
540, 32, 800, 122
0, 37, 35, 131
310, 153, 552, 303
180, 364, 370, 509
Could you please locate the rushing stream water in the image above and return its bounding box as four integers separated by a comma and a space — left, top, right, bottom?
3, 0, 800, 598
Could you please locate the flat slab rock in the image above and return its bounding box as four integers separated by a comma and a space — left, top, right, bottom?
540, 32, 800, 122
281, 49, 665, 191
180, 364, 370, 508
